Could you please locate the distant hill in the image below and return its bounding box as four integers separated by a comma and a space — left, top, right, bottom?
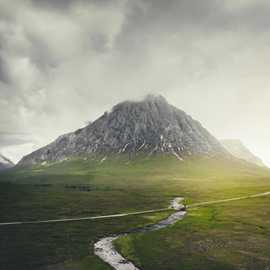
221, 139, 265, 167
0, 154, 14, 171
18, 95, 228, 166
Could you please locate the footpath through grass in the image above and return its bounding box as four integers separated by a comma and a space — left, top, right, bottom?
0, 155, 270, 270
115, 196, 270, 270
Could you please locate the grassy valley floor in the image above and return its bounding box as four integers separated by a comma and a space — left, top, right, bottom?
0, 155, 270, 270
115, 197, 270, 270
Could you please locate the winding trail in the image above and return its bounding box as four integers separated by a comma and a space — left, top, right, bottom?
187, 191, 270, 208
0, 208, 172, 226
93, 191, 270, 270
0, 191, 270, 269
0, 191, 269, 226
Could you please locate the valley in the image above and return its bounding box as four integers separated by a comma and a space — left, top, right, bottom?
1, 156, 270, 270
1, 0, 269, 268
1, 97, 270, 270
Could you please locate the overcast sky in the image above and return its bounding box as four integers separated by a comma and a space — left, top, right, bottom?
0, 0, 270, 165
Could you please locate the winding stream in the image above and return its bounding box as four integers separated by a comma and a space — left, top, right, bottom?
2, 191, 270, 268
94, 197, 186, 270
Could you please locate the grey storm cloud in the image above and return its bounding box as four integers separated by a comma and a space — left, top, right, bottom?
0, 55, 10, 84
31, 0, 114, 10
0, 0, 270, 164
115, 0, 270, 54
0, 132, 32, 147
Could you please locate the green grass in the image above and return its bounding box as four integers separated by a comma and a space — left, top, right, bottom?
0, 188, 171, 270
1, 155, 270, 269
115, 197, 270, 270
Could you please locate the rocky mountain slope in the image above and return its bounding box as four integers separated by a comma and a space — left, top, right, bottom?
19, 95, 228, 166
221, 139, 265, 167
0, 154, 14, 170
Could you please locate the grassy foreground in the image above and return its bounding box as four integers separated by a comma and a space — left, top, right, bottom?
115, 197, 270, 270
0, 155, 270, 269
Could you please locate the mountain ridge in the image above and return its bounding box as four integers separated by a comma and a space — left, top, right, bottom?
0, 154, 14, 170
221, 139, 265, 167
18, 95, 228, 166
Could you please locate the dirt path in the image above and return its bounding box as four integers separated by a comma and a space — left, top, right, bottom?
1, 192, 270, 269
0, 203, 177, 226
0, 191, 270, 226
187, 191, 270, 208
93, 192, 270, 270
0, 208, 172, 226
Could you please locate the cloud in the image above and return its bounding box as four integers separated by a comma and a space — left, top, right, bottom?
32, 0, 116, 10
0, 132, 32, 147
0, 55, 10, 83
0, 0, 270, 164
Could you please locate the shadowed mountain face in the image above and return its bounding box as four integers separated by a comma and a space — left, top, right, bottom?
18, 95, 227, 166
221, 139, 265, 167
0, 154, 14, 170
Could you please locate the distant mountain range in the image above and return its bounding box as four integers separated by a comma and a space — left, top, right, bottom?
0, 154, 14, 171
221, 139, 265, 167
18, 95, 228, 166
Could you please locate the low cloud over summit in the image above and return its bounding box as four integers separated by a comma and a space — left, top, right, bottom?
1, 0, 270, 164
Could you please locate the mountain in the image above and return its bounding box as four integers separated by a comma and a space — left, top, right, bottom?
18, 95, 227, 166
221, 139, 265, 167
0, 154, 14, 170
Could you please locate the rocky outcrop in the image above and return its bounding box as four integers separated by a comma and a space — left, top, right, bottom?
18, 95, 227, 166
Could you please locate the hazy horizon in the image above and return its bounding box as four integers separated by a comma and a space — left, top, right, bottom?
1, 0, 270, 165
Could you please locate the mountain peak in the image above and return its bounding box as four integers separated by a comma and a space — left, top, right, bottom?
19, 97, 227, 166
112, 95, 169, 112
145, 94, 168, 103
